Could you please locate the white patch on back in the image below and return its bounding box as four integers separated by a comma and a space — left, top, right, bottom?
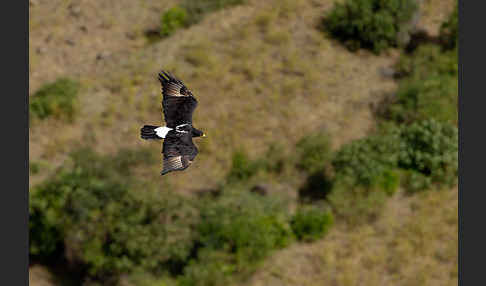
155, 126, 173, 138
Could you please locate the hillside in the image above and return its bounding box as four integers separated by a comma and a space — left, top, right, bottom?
244, 188, 458, 286
30, 0, 402, 190
29, 0, 458, 285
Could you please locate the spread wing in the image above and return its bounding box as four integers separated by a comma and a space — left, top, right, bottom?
158, 71, 198, 128
161, 130, 198, 175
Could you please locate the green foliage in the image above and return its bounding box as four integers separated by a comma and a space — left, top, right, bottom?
29, 148, 198, 278
178, 249, 236, 286
375, 169, 401, 195
29, 78, 80, 121
227, 150, 262, 182
290, 205, 334, 242
401, 170, 432, 194
29, 180, 69, 258
296, 133, 332, 174
328, 120, 457, 221
332, 130, 402, 190
332, 119, 457, 196
160, 6, 189, 37
398, 119, 458, 192
176, 190, 293, 286
329, 132, 401, 224
182, 0, 245, 26
227, 144, 289, 183
196, 190, 293, 272
387, 45, 458, 124
440, 4, 458, 50
389, 75, 457, 124
396, 44, 458, 78
325, 0, 418, 53
29, 161, 41, 175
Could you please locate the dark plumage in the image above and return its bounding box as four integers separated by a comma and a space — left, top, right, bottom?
140, 71, 205, 175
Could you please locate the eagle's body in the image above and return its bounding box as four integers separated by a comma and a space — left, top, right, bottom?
140, 71, 205, 175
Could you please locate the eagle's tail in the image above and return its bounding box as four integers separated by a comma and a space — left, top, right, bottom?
141, 125, 162, 140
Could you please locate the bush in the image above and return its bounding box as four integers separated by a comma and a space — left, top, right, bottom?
389, 74, 457, 124
182, 0, 245, 26
401, 170, 432, 194
396, 44, 458, 79
227, 144, 289, 183
29, 161, 41, 175
398, 119, 458, 192
30, 78, 80, 121
332, 130, 402, 190
226, 150, 262, 182
196, 190, 293, 272
295, 133, 332, 174
329, 131, 401, 224
440, 4, 458, 50
332, 119, 457, 194
160, 6, 188, 37
290, 205, 334, 242
29, 148, 198, 279
387, 45, 458, 124
325, 0, 418, 53
178, 249, 236, 286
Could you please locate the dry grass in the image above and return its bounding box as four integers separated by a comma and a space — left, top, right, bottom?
245, 188, 458, 286
29, 0, 177, 94
418, 0, 457, 36
30, 0, 402, 191
29, 266, 54, 286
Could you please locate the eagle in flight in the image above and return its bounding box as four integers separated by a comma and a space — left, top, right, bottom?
140, 71, 205, 175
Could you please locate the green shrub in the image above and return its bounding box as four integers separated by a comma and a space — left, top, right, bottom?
388, 74, 457, 124
30, 78, 80, 121
332, 119, 457, 195
387, 45, 458, 124
396, 44, 458, 79
290, 205, 334, 242
325, 0, 418, 53
329, 131, 400, 224
227, 144, 288, 183
196, 190, 293, 272
440, 4, 458, 50
227, 150, 262, 182
29, 148, 198, 278
401, 170, 432, 193
160, 6, 188, 37
398, 119, 458, 191
182, 0, 245, 26
332, 130, 402, 190
29, 181, 68, 259
178, 249, 236, 286
295, 133, 332, 174
29, 161, 41, 175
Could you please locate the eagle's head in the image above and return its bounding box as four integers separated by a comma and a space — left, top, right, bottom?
191, 128, 206, 138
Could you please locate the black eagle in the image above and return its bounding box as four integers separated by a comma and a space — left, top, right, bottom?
140, 71, 205, 175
